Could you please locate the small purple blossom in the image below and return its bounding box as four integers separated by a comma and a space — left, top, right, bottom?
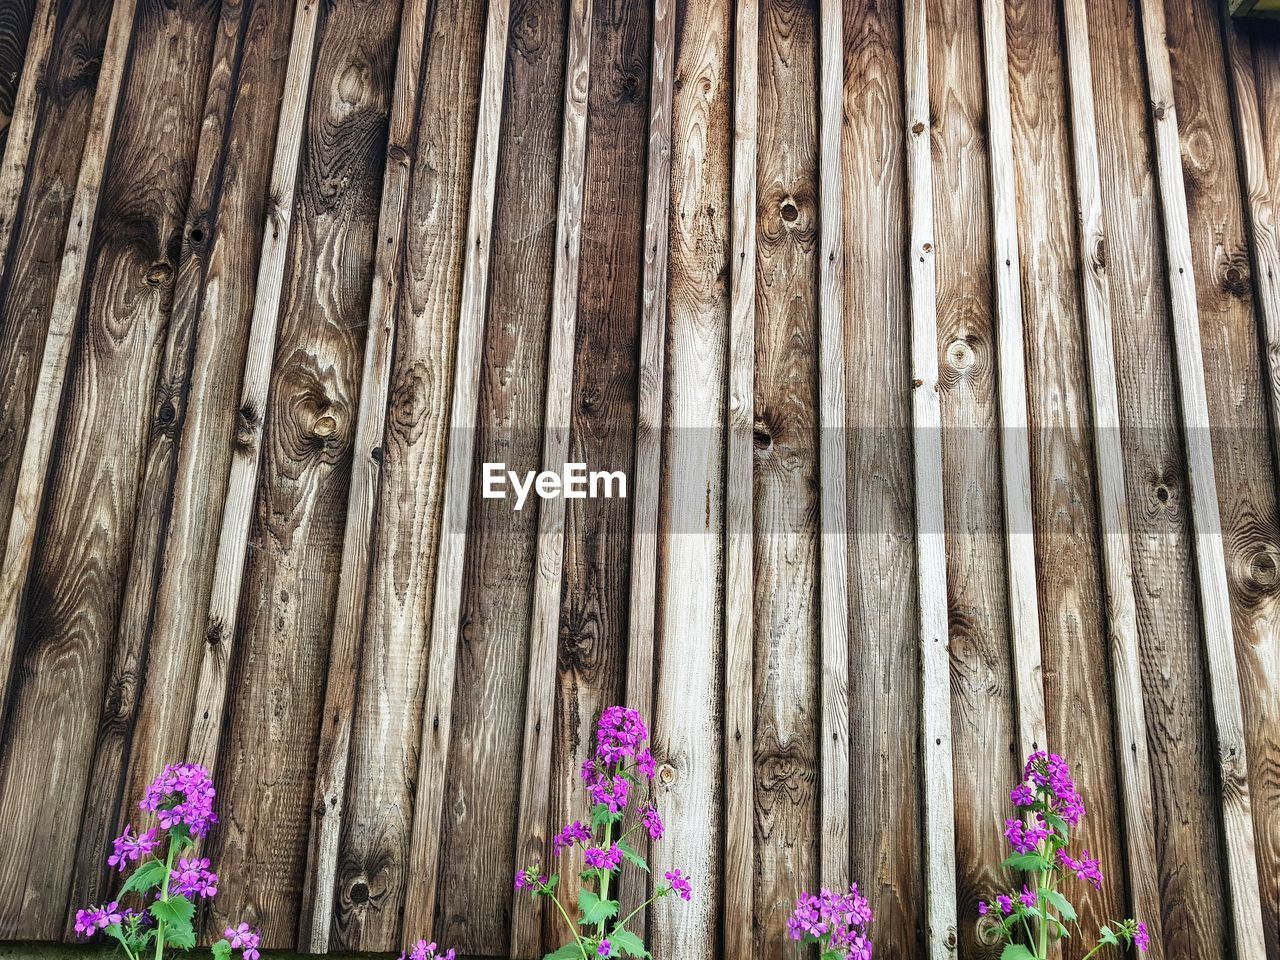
597, 940, 611, 957
584, 844, 622, 872
1018, 886, 1038, 910
595, 706, 648, 764
1135, 921, 1150, 952
141, 763, 218, 839
170, 856, 219, 899
398, 938, 455, 960
641, 803, 664, 840
788, 886, 872, 960
1059, 849, 1104, 889
74, 902, 123, 938
553, 820, 593, 856
107, 825, 160, 872
225, 923, 261, 960
665, 869, 693, 902
1004, 817, 1050, 855
996, 894, 1013, 915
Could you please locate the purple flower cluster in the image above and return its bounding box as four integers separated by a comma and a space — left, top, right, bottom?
108, 825, 160, 872
398, 938, 455, 960
141, 762, 218, 839
1014, 751, 1085, 827
788, 887, 873, 960
553, 820, 593, 856
664, 869, 692, 902
170, 856, 219, 899
1060, 849, 1103, 889
75, 902, 123, 936
225, 923, 262, 960
584, 844, 622, 871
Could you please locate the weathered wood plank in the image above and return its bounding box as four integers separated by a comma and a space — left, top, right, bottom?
316, 0, 488, 950
622, 0, 674, 936
1133, 2, 1267, 955
399, 0, 511, 938
509, 0, 592, 951
724, 0, 755, 954
815, 0, 849, 895
753, 0, 820, 955
841, 0, 924, 952
1162, 3, 1280, 955
0, 0, 34, 158
0, 0, 134, 756
648, 0, 730, 953
978, 0, 1046, 764
1024, 0, 1167, 957
0, 0, 49, 274
1086, 0, 1234, 952
926, 0, 1017, 952
296, 0, 439, 946
0, 0, 221, 938
204, 0, 404, 944
903, 0, 957, 954
68, 0, 297, 924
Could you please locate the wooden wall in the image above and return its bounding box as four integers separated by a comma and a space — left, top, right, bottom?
0, 0, 1277, 958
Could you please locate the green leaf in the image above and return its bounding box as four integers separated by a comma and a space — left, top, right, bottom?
1040, 888, 1077, 923
149, 895, 195, 927
616, 841, 649, 873
165, 927, 197, 950
999, 946, 1038, 960
1099, 926, 1120, 946
212, 939, 232, 960
543, 944, 587, 960
120, 859, 168, 897
591, 804, 622, 830
608, 929, 649, 958
578, 889, 619, 926
1001, 853, 1053, 873
821, 950, 845, 960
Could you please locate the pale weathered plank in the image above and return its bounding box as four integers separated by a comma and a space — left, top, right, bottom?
1134, 2, 1267, 955
297, 0, 436, 946
723, 0, 755, 954
508, 0, 592, 952
816, 0, 850, 893
0, 0, 49, 277
903, 0, 957, 954
978, 0, 1046, 763
399, 0, 511, 937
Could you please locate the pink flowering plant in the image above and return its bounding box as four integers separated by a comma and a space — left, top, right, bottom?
515, 706, 692, 959
74, 763, 260, 960
787, 886, 874, 960
981, 752, 1149, 959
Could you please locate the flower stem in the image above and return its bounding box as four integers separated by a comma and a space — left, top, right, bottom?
154, 836, 177, 960
548, 892, 591, 960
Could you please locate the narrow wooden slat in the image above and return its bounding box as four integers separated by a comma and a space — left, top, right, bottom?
978, 0, 1046, 762
178, 0, 321, 776
723, 0, 755, 954
400, 0, 511, 935
903, 0, 957, 954
648, 0, 731, 952
1058, 0, 1164, 950
622, 0, 676, 935
816, 0, 850, 890
297, 0, 434, 946
0, 0, 133, 737
1134, 3, 1267, 955
0, 0, 50, 276
508, 0, 593, 952
0, 0, 35, 157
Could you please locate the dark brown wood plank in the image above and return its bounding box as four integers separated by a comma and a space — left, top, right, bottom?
752, 0, 819, 956
204, 0, 404, 944
1087, 0, 1234, 953
0, 0, 221, 938
841, 0, 924, 952
925, 0, 1017, 952
0, 0, 34, 158
66, 0, 297, 925
316, 0, 489, 951
434, 0, 565, 952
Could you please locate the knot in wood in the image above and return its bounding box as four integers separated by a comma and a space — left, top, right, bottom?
145, 261, 173, 287
657, 763, 677, 785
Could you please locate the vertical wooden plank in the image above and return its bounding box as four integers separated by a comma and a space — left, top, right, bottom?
724, 0, 755, 956
317, 0, 489, 950
68, 0, 298, 923
1086, 1, 1234, 953
296, 0, 435, 946
753, 0, 821, 955
0, 0, 49, 274
509, 0, 592, 952
545, 0, 650, 947
903, 0, 958, 955
0, 0, 224, 938
1032, 0, 1164, 954
399, 0, 511, 937
842, 0, 924, 952
0, 0, 34, 158
204, 0, 405, 943
978, 0, 1045, 762
926, 0, 1018, 952
622, 0, 674, 937
649, 0, 731, 952
816, 0, 849, 893
1133, 3, 1267, 956
0, 0, 135, 749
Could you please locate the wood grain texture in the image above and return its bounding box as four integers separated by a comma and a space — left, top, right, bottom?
0, 0, 34, 158
1134, 1, 1267, 954
648, 0, 730, 954
841, 0, 925, 951
753, 0, 820, 956
544, 0, 648, 948
205, 0, 403, 945
318, 0, 487, 951
0, 0, 50, 281
68, 0, 298, 926
399, 0, 510, 939
1054, 0, 1165, 953
0, 0, 221, 940
926, 0, 1017, 953
1087, 0, 1235, 953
